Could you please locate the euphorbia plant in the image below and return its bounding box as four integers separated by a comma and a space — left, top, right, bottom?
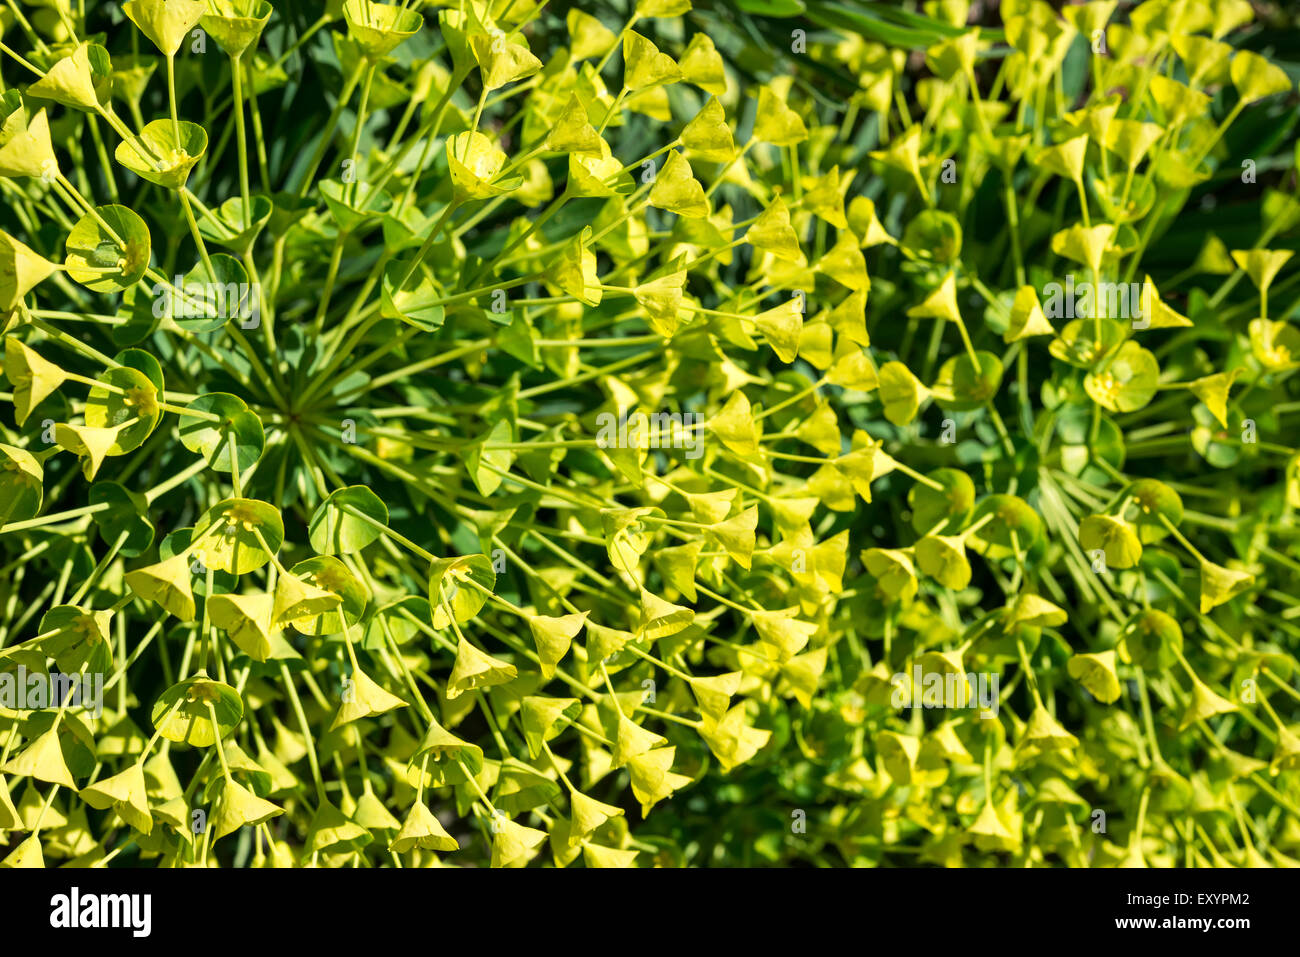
0, 0, 1298, 869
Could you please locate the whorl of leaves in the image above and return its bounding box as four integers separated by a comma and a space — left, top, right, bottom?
0, 0, 1299, 868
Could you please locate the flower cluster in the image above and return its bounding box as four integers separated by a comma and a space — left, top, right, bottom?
0, 0, 1298, 868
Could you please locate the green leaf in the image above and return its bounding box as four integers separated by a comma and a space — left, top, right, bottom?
178, 393, 265, 472
151, 675, 243, 747
0, 444, 43, 524
381, 257, 446, 331
166, 254, 253, 333
192, 498, 284, 574
428, 554, 496, 629
84, 365, 161, 454
934, 351, 1003, 409
64, 205, 151, 292
309, 485, 389, 555
287, 556, 368, 636
115, 119, 208, 189
89, 481, 155, 555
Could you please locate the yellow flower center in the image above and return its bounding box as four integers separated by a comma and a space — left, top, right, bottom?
1092, 371, 1120, 402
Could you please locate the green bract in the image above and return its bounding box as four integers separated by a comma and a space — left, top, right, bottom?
114, 119, 208, 189
0, 0, 1297, 872
64, 205, 152, 292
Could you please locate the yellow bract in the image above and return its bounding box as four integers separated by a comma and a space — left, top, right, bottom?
545, 94, 603, 156
1033, 134, 1087, 182
753, 84, 808, 146
471, 33, 542, 91
647, 151, 709, 219
623, 31, 681, 91
681, 97, 734, 163
0, 108, 56, 179
27, 43, 103, 111
0, 233, 58, 311
446, 131, 515, 199
678, 32, 726, 95
908, 272, 961, 323
343, 0, 423, 58
1231, 49, 1293, 104
566, 9, 617, 60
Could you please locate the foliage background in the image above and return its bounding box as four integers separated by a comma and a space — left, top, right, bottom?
0, 0, 1299, 867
